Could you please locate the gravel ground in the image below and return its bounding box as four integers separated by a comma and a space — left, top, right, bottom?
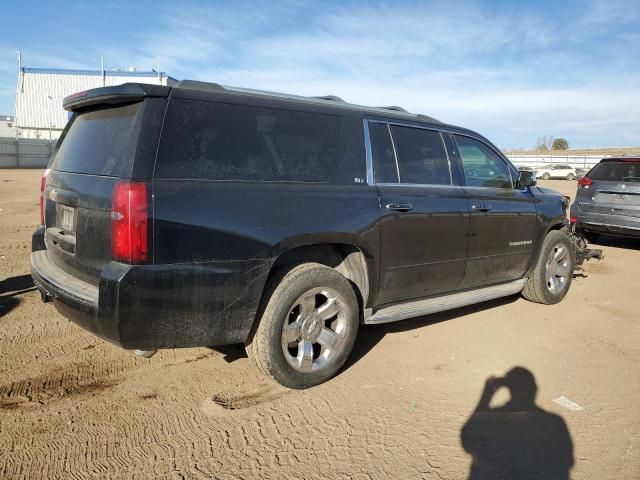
1, 169, 638, 479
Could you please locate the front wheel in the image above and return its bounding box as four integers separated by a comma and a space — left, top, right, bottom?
542, 173, 550, 180
566, 173, 575, 180
522, 230, 575, 304
246, 263, 359, 389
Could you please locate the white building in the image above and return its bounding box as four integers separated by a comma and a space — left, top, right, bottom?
15, 66, 177, 139
0, 115, 15, 136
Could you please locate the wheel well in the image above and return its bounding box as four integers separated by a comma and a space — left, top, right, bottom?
548, 222, 564, 232
267, 244, 370, 307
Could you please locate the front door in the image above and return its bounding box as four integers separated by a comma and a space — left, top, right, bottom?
368, 121, 470, 306
451, 134, 537, 287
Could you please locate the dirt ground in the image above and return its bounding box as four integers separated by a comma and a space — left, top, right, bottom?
1, 169, 638, 480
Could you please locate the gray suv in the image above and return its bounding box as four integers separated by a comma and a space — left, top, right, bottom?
571, 157, 640, 242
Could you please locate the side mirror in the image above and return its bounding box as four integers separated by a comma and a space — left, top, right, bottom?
517, 170, 536, 188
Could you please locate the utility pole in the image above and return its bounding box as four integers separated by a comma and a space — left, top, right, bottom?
101, 56, 105, 87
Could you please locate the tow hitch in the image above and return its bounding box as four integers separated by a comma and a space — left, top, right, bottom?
566, 226, 604, 268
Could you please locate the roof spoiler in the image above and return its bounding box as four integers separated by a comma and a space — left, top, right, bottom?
63, 83, 171, 112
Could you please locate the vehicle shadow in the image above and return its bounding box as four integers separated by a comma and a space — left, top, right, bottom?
344, 295, 519, 372
461, 367, 574, 480
590, 234, 640, 251
0, 274, 35, 296
213, 294, 521, 367
208, 344, 247, 363
0, 274, 35, 319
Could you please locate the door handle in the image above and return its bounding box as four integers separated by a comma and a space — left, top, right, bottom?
472, 204, 492, 212
386, 203, 414, 212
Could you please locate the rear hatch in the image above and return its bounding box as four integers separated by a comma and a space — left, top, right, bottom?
577, 159, 640, 218
42, 85, 168, 285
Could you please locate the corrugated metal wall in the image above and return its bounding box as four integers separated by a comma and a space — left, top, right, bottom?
0, 137, 53, 168
15, 69, 174, 139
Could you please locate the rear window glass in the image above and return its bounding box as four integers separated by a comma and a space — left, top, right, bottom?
156, 100, 351, 183
51, 102, 142, 177
588, 161, 640, 182
390, 126, 450, 185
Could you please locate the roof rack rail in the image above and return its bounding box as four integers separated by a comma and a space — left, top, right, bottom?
417, 114, 439, 122
313, 95, 345, 102
377, 106, 409, 113
175, 80, 225, 92
172, 79, 443, 124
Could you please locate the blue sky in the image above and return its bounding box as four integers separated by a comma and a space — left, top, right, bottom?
1, 0, 638, 148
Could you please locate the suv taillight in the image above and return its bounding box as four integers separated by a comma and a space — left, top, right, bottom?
578, 177, 593, 188
40, 169, 50, 225
111, 182, 148, 263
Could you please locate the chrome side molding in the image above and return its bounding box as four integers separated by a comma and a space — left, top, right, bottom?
364, 279, 527, 325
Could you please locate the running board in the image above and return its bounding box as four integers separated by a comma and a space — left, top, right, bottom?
364, 279, 527, 325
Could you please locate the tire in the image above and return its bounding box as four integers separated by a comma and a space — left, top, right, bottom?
566, 173, 575, 180
245, 263, 359, 389
542, 173, 550, 180
522, 230, 575, 305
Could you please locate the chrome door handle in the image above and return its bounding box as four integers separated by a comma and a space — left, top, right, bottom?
472, 204, 492, 212
386, 203, 414, 212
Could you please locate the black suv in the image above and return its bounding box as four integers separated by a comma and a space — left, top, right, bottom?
32, 81, 584, 388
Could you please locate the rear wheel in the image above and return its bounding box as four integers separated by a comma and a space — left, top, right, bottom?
522, 230, 575, 304
246, 263, 359, 389
542, 173, 550, 180
566, 173, 575, 180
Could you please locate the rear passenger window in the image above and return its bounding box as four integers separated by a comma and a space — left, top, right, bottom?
156, 100, 347, 182
454, 135, 512, 189
390, 126, 450, 185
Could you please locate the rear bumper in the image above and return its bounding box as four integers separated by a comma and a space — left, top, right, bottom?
570, 204, 640, 238
31, 247, 270, 350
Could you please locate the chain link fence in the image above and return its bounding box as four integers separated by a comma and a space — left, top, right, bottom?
0, 137, 54, 168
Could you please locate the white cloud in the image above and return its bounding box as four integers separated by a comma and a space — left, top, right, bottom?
0, 0, 638, 147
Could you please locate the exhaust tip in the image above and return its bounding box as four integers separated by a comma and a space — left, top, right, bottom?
133, 349, 157, 359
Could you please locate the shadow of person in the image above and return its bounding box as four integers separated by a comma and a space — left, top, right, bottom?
461, 367, 574, 480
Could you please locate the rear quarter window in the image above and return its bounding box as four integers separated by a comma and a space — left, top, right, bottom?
51, 102, 142, 177
155, 100, 361, 183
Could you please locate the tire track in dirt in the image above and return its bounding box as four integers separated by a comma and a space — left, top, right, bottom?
2, 172, 640, 479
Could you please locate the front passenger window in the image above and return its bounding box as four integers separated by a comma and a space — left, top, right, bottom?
454, 135, 512, 189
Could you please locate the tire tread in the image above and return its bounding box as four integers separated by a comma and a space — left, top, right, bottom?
245, 262, 358, 389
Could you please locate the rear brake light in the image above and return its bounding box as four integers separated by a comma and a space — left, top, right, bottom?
40, 169, 50, 225
569, 216, 577, 223
578, 177, 593, 187
111, 182, 148, 263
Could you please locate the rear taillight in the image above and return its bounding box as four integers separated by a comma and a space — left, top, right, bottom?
578, 177, 593, 188
40, 168, 50, 225
569, 216, 577, 223
111, 182, 148, 263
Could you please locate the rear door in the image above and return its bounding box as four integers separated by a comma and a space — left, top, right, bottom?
370, 121, 470, 306
451, 134, 537, 288
43, 97, 165, 284
577, 159, 640, 220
